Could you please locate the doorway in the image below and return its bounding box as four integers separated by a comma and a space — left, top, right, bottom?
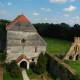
20, 61, 27, 69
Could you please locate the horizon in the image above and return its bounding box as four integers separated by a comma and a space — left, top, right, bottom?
0, 0, 80, 26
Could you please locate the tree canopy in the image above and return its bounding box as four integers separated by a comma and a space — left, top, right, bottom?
34, 23, 80, 41
0, 52, 7, 63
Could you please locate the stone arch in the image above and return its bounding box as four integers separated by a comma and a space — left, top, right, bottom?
76, 55, 80, 60
16, 54, 30, 69
17, 59, 30, 69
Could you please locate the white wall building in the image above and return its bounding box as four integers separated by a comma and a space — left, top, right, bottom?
6, 15, 47, 69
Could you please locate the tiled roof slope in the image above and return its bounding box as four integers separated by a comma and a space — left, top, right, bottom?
6, 15, 36, 32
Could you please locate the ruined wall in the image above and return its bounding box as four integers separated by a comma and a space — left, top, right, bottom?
46, 54, 79, 80
64, 37, 80, 60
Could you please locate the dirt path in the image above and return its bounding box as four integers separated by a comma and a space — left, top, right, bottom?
0, 65, 3, 80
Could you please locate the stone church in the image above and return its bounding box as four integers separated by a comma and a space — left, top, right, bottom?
6, 15, 46, 69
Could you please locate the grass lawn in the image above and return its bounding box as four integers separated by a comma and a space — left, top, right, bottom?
44, 37, 71, 55
3, 68, 23, 80
65, 60, 80, 76
44, 37, 80, 77
27, 69, 54, 80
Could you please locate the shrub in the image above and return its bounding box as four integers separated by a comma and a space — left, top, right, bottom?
0, 52, 7, 63
34, 53, 47, 74
5, 60, 22, 78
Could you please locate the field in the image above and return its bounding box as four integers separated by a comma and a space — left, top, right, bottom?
65, 60, 80, 76
44, 37, 80, 76
44, 37, 71, 55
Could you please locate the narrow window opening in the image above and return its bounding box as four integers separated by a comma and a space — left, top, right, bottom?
35, 46, 37, 52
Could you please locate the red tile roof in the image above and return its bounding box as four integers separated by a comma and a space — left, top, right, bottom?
16, 54, 30, 63
14, 15, 30, 23
6, 15, 30, 29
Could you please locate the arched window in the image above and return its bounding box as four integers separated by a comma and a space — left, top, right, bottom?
21, 38, 26, 53
76, 55, 79, 60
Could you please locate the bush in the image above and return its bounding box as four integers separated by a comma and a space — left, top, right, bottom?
0, 52, 7, 63
30, 62, 36, 70
27, 68, 34, 76
5, 60, 22, 78
34, 53, 47, 74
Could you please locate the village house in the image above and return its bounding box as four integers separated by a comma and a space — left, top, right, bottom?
6, 15, 47, 69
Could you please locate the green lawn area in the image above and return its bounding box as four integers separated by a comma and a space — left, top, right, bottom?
3, 68, 23, 80
44, 37, 80, 77
65, 60, 80, 76
27, 69, 54, 80
44, 37, 71, 55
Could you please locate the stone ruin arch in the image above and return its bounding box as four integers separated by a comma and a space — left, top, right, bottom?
64, 37, 80, 61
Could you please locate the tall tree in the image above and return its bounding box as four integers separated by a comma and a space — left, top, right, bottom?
0, 23, 6, 51
35, 53, 47, 74
0, 52, 7, 64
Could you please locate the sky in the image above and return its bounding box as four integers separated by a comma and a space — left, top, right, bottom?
0, 0, 80, 25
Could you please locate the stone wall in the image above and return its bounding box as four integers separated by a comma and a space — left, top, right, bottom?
46, 54, 79, 80
6, 30, 46, 62
64, 37, 80, 60
7, 31, 37, 39
6, 45, 46, 62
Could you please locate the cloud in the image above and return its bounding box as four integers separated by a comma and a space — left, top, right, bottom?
44, 17, 48, 21
71, 16, 80, 25
49, 0, 76, 4
40, 8, 45, 10
64, 14, 69, 17
8, 2, 12, 6
32, 12, 40, 16
73, 16, 80, 20
40, 8, 52, 12
49, 0, 67, 3
70, 0, 75, 2
64, 5, 77, 12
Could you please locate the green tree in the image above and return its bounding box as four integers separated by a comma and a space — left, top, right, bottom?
0, 23, 7, 51
0, 52, 7, 63
5, 60, 22, 78
35, 53, 47, 74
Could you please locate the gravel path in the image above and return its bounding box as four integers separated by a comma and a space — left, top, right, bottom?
22, 69, 30, 80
